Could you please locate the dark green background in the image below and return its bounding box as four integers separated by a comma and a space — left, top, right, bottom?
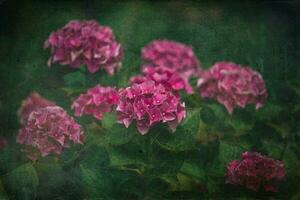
0, 1, 299, 199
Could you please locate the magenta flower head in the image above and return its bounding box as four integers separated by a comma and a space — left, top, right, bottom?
116, 80, 186, 135
226, 151, 285, 192
18, 92, 56, 125
17, 106, 84, 161
72, 85, 119, 120
44, 20, 123, 75
130, 66, 194, 94
142, 40, 201, 79
197, 61, 267, 114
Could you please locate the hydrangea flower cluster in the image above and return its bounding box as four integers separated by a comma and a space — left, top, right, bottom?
116, 80, 186, 135
44, 20, 123, 75
142, 40, 201, 79
226, 151, 285, 192
18, 92, 56, 125
130, 66, 194, 94
197, 61, 267, 114
17, 94, 84, 161
72, 85, 119, 120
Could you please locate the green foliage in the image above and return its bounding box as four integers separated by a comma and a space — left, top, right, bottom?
180, 161, 206, 182
2, 163, 38, 200
61, 70, 87, 96
218, 141, 247, 166
88, 123, 137, 147
155, 109, 200, 152
0, 179, 9, 200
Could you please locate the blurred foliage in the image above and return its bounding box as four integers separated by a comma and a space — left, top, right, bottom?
0, 0, 299, 199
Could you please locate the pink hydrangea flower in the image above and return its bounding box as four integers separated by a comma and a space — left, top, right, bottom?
17, 106, 84, 161
142, 40, 201, 79
116, 80, 186, 135
18, 92, 56, 125
130, 66, 194, 94
226, 151, 285, 192
197, 61, 267, 114
44, 20, 123, 75
72, 85, 119, 120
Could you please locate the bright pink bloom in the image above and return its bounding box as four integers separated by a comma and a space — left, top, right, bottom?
18, 92, 56, 125
17, 106, 84, 161
226, 151, 285, 192
44, 20, 123, 75
197, 61, 267, 114
72, 85, 119, 120
116, 80, 186, 135
142, 40, 201, 79
130, 66, 194, 94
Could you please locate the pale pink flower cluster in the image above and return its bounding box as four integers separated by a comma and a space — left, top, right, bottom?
72, 85, 119, 120
197, 62, 267, 114
116, 80, 186, 135
17, 93, 84, 161
44, 20, 122, 75
142, 40, 201, 79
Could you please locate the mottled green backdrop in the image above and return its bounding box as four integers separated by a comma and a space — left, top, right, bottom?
0, 0, 299, 199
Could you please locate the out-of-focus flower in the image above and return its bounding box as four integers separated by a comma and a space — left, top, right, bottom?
0, 138, 7, 150
18, 92, 56, 125
72, 85, 119, 120
130, 66, 194, 94
197, 61, 267, 114
117, 80, 186, 135
142, 40, 201, 79
44, 20, 123, 75
17, 106, 84, 161
226, 151, 285, 192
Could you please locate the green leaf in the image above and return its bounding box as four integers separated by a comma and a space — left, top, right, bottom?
61, 87, 85, 96
226, 117, 253, 136
80, 165, 112, 199
206, 104, 226, 121
155, 109, 200, 152
180, 161, 206, 182
254, 103, 282, 121
206, 176, 223, 194
291, 192, 300, 200
261, 139, 283, 159
207, 158, 225, 177
101, 112, 117, 130
176, 173, 195, 191
0, 145, 24, 175
282, 145, 300, 173
200, 106, 217, 125
155, 126, 196, 152
287, 80, 300, 96
267, 122, 290, 138
107, 147, 146, 167
181, 109, 201, 134
149, 147, 185, 176
88, 123, 137, 147
218, 141, 245, 165
2, 163, 38, 200
35, 163, 84, 199
63, 70, 86, 87
0, 179, 8, 200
